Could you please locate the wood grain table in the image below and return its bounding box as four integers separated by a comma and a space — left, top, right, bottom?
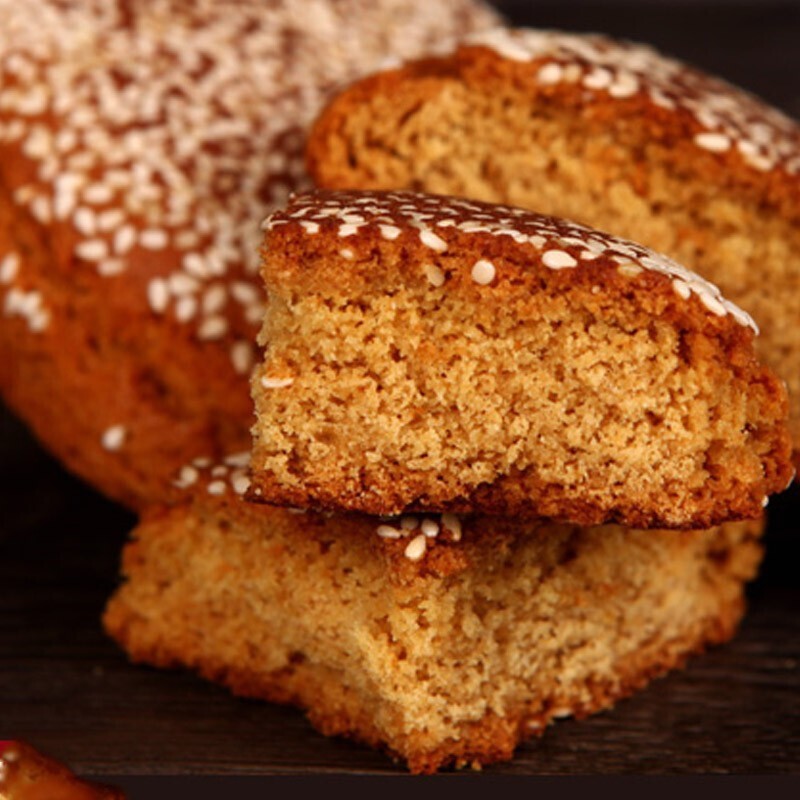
2, 0, 799, 780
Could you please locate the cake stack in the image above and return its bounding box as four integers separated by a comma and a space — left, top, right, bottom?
2, 4, 798, 775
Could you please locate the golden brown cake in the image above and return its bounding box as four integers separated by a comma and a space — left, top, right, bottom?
249, 190, 793, 528
0, 0, 500, 509
306, 27, 800, 466
104, 458, 765, 774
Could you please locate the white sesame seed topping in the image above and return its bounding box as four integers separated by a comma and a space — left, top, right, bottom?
419, 229, 448, 252
441, 513, 462, 541
175, 296, 198, 322
101, 425, 126, 452
400, 515, 419, 531
617, 262, 644, 277
207, 480, 226, 496
537, 62, 563, 85
198, 315, 229, 340
421, 519, 440, 538
423, 263, 446, 287
698, 292, 727, 317
377, 524, 401, 539
471, 259, 496, 285
140, 229, 169, 250
379, 224, 402, 240
338, 223, 361, 237
230, 341, 254, 375
147, 279, 170, 314
113, 226, 137, 256
173, 464, 199, 488
672, 279, 692, 300
231, 473, 251, 495
0, 253, 20, 284
694, 132, 732, 153
542, 249, 577, 269
300, 220, 320, 234
261, 376, 295, 389
404, 534, 427, 561
339, 248, 355, 260
75, 239, 108, 262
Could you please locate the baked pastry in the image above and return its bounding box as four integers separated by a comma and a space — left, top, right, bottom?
0, 0, 500, 509
0, 741, 124, 800
307, 27, 800, 465
104, 458, 765, 774
249, 189, 792, 528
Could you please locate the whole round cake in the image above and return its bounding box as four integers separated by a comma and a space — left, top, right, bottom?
0, 0, 500, 509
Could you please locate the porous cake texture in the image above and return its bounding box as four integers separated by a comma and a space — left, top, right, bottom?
0, 0, 500, 509
307, 27, 800, 465
250, 190, 793, 528
104, 460, 765, 774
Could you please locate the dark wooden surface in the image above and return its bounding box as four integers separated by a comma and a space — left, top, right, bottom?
2, 1, 799, 779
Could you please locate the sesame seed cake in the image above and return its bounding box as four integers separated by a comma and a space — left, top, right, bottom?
0, 0, 500, 509
306, 27, 800, 466
103, 455, 765, 774
249, 190, 793, 528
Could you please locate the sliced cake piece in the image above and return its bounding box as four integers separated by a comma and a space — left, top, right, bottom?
104, 458, 765, 774
249, 190, 792, 527
306, 27, 800, 466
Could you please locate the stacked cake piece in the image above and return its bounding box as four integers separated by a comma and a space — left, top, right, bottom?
105, 189, 792, 772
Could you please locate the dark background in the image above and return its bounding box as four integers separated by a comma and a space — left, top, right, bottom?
1, 0, 798, 782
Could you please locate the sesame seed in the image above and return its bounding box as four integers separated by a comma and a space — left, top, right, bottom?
113, 226, 137, 255
198, 315, 228, 340
694, 132, 732, 153
404, 534, 427, 561
225, 452, 251, 468
147, 278, 170, 313
183, 253, 209, 278
207, 480, 226, 496
617, 262, 643, 277
471, 259, 496, 285
211, 464, 229, 477
423, 263, 446, 287
231, 473, 251, 495
73, 207, 96, 236
672, 279, 692, 299
76, 239, 108, 262
419, 228, 448, 252
140, 229, 169, 250
97, 259, 125, 276
441, 513, 462, 541
0, 253, 20, 284
377, 524, 402, 539
261, 375, 294, 389
537, 62, 563, 85
173, 464, 199, 488
169, 273, 199, 295
400, 515, 419, 531
300, 220, 320, 234
230, 341, 253, 375
338, 223, 361, 237
542, 249, 577, 269
175, 296, 198, 322
379, 224, 401, 240
202, 285, 227, 314
339, 248, 355, 260
583, 68, 612, 90
101, 425, 126, 451
421, 519, 439, 538
699, 292, 727, 316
